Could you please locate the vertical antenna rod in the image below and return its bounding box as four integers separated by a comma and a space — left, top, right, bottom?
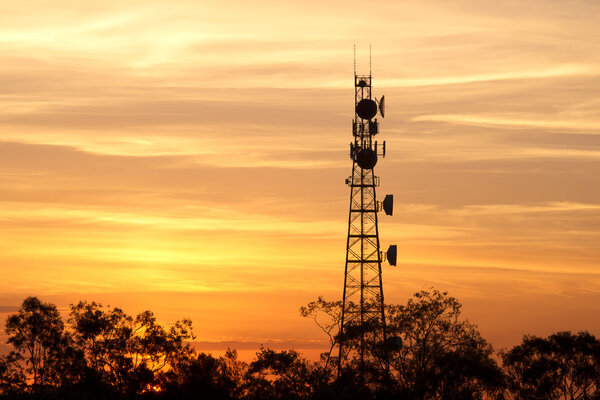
354, 44, 357, 75
369, 44, 372, 76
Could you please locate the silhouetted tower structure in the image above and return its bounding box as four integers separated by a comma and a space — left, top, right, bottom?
338, 50, 396, 378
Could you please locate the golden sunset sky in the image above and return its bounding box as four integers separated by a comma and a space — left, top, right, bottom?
1, 0, 599, 358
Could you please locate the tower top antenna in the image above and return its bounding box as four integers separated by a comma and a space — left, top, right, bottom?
354, 44, 356, 75
369, 44, 372, 76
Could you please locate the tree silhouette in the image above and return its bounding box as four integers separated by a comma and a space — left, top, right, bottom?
244, 347, 315, 400
69, 301, 195, 397
299, 297, 342, 384
502, 331, 600, 399
156, 349, 246, 400
0, 352, 26, 395
3, 292, 600, 399
386, 289, 504, 399
3, 296, 83, 392
301, 289, 505, 399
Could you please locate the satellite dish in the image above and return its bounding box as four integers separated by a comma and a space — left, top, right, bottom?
378, 95, 385, 118
387, 245, 397, 266
356, 99, 378, 120
355, 148, 377, 169
383, 194, 393, 216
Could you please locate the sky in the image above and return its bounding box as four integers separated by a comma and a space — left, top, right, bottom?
1, 0, 599, 359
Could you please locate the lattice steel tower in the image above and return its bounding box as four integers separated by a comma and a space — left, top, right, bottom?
337, 52, 396, 378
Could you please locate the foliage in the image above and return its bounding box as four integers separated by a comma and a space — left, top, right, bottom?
244, 347, 316, 400
301, 289, 505, 399
2, 292, 600, 399
68, 301, 195, 397
3, 297, 84, 392
386, 289, 505, 399
299, 297, 342, 383
156, 348, 246, 400
0, 352, 26, 395
502, 331, 600, 399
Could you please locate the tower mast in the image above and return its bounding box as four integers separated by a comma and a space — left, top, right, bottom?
338, 52, 395, 380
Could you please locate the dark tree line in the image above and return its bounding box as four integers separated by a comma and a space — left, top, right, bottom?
1, 290, 600, 399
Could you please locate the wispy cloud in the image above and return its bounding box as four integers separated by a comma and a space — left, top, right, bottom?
383, 64, 596, 88
413, 113, 600, 133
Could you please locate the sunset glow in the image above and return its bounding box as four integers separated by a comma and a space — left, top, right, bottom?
1, 0, 599, 358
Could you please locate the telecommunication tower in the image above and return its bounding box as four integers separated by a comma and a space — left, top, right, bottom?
337, 49, 396, 378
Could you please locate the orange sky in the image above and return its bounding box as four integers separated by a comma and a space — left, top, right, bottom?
1, 0, 600, 358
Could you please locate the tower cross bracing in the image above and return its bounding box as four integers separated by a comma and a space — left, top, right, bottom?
337, 69, 395, 378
